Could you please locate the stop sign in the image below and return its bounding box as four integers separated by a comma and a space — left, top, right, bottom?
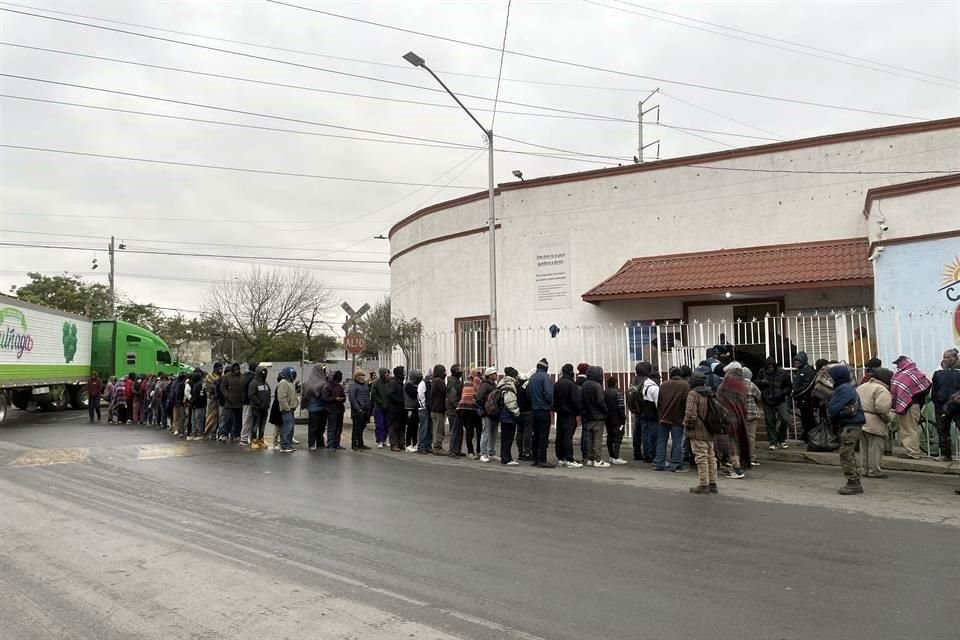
344, 331, 366, 354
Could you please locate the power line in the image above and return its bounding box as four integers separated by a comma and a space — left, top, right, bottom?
588, 0, 960, 90
0, 93, 624, 166
0, 241, 391, 265
608, 0, 960, 86
490, 0, 513, 129
659, 90, 783, 140
265, 0, 932, 120
0, 144, 487, 189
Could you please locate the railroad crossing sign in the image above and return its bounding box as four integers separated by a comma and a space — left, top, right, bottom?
343, 331, 366, 354
341, 302, 370, 333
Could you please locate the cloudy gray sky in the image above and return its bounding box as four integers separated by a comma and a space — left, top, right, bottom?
1, 0, 958, 325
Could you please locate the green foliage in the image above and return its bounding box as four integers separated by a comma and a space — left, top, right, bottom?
11, 272, 111, 318
360, 297, 422, 366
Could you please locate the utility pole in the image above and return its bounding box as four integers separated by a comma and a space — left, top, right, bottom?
637, 88, 661, 163
108, 235, 116, 319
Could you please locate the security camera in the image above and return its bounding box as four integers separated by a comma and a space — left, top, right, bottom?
880, 224, 889, 232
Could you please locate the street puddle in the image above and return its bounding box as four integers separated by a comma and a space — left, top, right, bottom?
137, 444, 191, 460
12, 448, 90, 467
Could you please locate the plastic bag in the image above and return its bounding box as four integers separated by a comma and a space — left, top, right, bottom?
807, 422, 839, 452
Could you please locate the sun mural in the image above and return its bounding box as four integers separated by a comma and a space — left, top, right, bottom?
941, 255, 960, 289
939, 256, 960, 340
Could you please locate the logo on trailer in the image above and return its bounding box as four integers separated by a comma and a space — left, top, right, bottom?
62, 322, 78, 363
0, 307, 34, 359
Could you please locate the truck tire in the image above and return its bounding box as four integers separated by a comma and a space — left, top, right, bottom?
39, 385, 70, 412
0, 394, 7, 424
12, 390, 31, 411
70, 385, 90, 410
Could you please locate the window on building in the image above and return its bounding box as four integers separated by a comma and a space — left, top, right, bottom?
456, 316, 490, 369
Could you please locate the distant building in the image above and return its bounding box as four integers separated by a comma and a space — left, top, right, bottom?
173, 340, 213, 368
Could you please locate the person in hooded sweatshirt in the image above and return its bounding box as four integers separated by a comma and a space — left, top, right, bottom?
575, 362, 590, 463
248, 367, 271, 449
405, 369, 424, 453
655, 368, 688, 472
628, 361, 660, 462
792, 352, 817, 441
429, 364, 447, 454
553, 363, 582, 468
515, 371, 534, 461
386, 366, 407, 451
87, 372, 104, 423
604, 376, 627, 465
371, 367, 391, 448
684, 370, 719, 494
476, 367, 499, 462
348, 370, 371, 450
497, 367, 522, 465
828, 364, 867, 494
459, 368, 482, 459
239, 362, 258, 446
446, 364, 465, 457
857, 367, 893, 478
323, 370, 347, 451
302, 364, 329, 451
757, 357, 792, 450
527, 357, 555, 468
581, 366, 608, 468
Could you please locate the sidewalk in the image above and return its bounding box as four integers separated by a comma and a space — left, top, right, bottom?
762, 443, 960, 475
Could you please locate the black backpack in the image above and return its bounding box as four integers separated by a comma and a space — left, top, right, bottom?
703, 393, 732, 435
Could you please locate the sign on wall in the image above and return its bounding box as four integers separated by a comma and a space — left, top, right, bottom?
533, 234, 571, 310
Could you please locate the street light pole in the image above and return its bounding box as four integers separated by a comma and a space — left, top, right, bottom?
403, 51, 498, 368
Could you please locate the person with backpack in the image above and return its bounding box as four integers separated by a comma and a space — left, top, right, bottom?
604, 376, 627, 465
791, 352, 817, 442
827, 365, 867, 494
248, 367, 271, 449
476, 367, 499, 463
757, 357, 792, 450
189, 369, 207, 441
931, 348, 960, 462
857, 367, 893, 478
684, 370, 720, 494
553, 363, 582, 468
497, 367, 522, 466
890, 355, 932, 460
581, 366, 608, 468
445, 364, 465, 458
429, 364, 447, 454
385, 366, 406, 451
628, 362, 659, 463
458, 368, 482, 459
655, 368, 688, 472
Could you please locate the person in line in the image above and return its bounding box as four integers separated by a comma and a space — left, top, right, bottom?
268, 371, 283, 449
303, 364, 328, 451
349, 370, 372, 451
219, 363, 245, 442
515, 372, 534, 461
553, 363, 582, 468
654, 368, 688, 472
581, 365, 608, 468
165, 374, 181, 433
792, 352, 817, 442
203, 362, 222, 439
742, 366, 762, 467
931, 348, 960, 462
527, 357, 555, 468
604, 375, 627, 465
371, 367, 391, 448
323, 370, 347, 451
131, 374, 144, 425
239, 362, 258, 446
403, 369, 422, 453
576, 362, 590, 464
857, 367, 893, 478
154, 373, 169, 429
148, 374, 162, 427
142, 374, 155, 426
717, 363, 750, 479
828, 365, 867, 494
105, 375, 117, 423
458, 368, 482, 459
757, 357, 792, 450
890, 355, 932, 460
248, 367, 271, 450
181, 374, 193, 437
87, 372, 103, 422
446, 364, 465, 458
628, 362, 659, 463
429, 364, 447, 455
498, 367, 522, 466
118, 373, 134, 425
684, 370, 718, 494
386, 366, 406, 452
277, 367, 299, 453
848, 326, 877, 368
476, 367, 499, 463
188, 369, 206, 441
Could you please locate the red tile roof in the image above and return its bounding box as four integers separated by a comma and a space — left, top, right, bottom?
582, 238, 872, 302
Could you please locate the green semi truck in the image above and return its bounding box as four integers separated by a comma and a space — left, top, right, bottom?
0, 293, 184, 423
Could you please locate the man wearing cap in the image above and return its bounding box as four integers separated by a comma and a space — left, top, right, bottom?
528, 357, 556, 468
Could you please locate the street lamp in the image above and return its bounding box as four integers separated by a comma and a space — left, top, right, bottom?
403, 50, 499, 368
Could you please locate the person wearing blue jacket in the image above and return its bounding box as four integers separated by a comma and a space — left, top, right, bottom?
528, 358, 555, 467
827, 365, 867, 495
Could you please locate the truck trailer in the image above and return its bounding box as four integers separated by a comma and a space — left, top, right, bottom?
0, 293, 183, 423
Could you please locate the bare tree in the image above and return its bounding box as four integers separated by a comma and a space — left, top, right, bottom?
204, 266, 334, 356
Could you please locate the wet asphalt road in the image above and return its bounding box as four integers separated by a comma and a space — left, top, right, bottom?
1, 409, 958, 640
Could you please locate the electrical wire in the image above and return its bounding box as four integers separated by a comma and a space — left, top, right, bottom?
265, 0, 932, 120
588, 0, 960, 90
490, 0, 513, 129
658, 90, 783, 140
0, 144, 487, 189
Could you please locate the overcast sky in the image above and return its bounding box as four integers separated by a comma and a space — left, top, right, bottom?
1, 0, 957, 326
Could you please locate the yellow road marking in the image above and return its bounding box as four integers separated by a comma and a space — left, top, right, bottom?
13, 448, 90, 467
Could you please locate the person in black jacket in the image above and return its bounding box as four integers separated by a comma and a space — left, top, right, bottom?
247, 367, 270, 449
188, 370, 206, 441
582, 366, 608, 467
932, 348, 960, 461
429, 364, 447, 454
553, 363, 582, 468
239, 362, 258, 446
791, 351, 816, 442
515, 372, 534, 461
757, 357, 792, 449
385, 366, 406, 451
604, 376, 627, 464
323, 370, 347, 451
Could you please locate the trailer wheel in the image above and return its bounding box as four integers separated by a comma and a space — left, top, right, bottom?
0, 394, 7, 424
70, 385, 90, 410
39, 385, 70, 412
12, 390, 31, 411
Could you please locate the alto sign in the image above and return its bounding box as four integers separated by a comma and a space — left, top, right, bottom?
343, 331, 366, 355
